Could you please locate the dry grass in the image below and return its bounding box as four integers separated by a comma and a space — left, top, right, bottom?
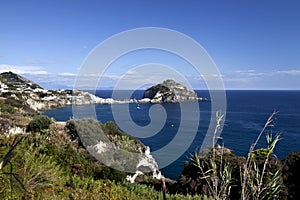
241, 111, 282, 200
191, 111, 283, 200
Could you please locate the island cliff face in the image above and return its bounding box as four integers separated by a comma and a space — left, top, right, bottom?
143, 79, 207, 103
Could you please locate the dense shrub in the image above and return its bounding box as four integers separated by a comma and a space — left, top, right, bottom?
101, 121, 122, 136
177, 148, 244, 199
36, 92, 48, 98
5, 96, 23, 108
101, 121, 144, 147
282, 152, 300, 199
0, 103, 15, 114
177, 145, 287, 200
97, 166, 127, 182
65, 119, 78, 140
27, 115, 52, 132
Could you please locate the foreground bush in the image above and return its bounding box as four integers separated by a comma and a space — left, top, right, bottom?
177, 148, 244, 199
27, 115, 52, 132
177, 112, 287, 200
282, 152, 300, 199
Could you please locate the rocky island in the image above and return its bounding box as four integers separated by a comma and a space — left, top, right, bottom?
143, 79, 207, 103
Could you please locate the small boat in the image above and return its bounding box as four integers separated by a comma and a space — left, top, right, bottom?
137, 104, 141, 110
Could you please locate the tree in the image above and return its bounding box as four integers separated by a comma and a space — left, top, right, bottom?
27, 115, 51, 132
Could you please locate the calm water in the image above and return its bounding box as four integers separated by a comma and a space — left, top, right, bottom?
43, 90, 300, 179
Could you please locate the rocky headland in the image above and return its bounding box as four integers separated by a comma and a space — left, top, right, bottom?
143, 79, 207, 103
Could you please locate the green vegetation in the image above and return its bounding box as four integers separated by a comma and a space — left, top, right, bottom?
0, 91, 36, 117
0, 103, 15, 114
65, 119, 78, 140
0, 94, 24, 115
27, 115, 52, 132
282, 152, 300, 199
0, 118, 209, 199
101, 121, 144, 153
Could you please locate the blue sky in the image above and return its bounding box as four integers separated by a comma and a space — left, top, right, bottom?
0, 0, 299, 89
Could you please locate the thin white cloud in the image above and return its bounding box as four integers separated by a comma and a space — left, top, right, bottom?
218, 68, 300, 89
99, 74, 121, 80
234, 69, 300, 77
235, 69, 256, 73
191, 73, 224, 80
275, 69, 300, 75
234, 69, 266, 77
0, 64, 49, 75
59, 72, 76, 76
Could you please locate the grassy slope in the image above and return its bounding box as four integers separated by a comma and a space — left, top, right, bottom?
0, 119, 210, 199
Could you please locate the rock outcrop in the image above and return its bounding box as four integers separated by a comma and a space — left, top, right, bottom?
70, 119, 161, 183
143, 79, 207, 103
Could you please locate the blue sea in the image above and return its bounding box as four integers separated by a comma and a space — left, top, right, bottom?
43, 90, 300, 179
